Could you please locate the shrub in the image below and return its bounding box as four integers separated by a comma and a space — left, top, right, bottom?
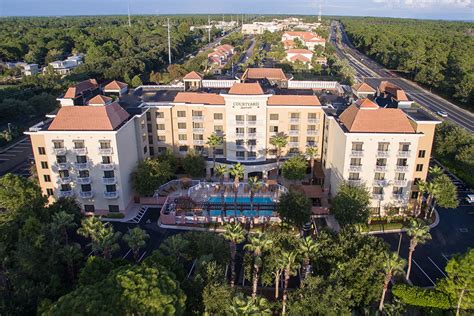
392, 284, 452, 309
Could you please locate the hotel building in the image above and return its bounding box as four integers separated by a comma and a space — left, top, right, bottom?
27, 68, 438, 216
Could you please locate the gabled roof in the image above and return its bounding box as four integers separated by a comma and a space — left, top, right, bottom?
355, 98, 379, 109
379, 81, 410, 101
268, 95, 321, 106
48, 102, 130, 131
352, 82, 376, 94
243, 68, 287, 81
88, 95, 113, 106
183, 71, 203, 80
173, 92, 224, 105
286, 49, 313, 55
228, 82, 264, 95
103, 80, 128, 91
339, 103, 415, 133
289, 54, 311, 63
63, 79, 99, 99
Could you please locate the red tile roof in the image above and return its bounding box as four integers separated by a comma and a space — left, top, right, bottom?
289, 54, 311, 63
103, 80, 128, 91
339, 104, 415, 133
63, 79, 98, 99
173, 92, 224, 105
268, 95, 321, 106
48, 102, 130, 131
355, 98, 379, 109
352, 82, 376, 93
286, 49, 313, 54
88, 95, 113, 106
379, 81, 409, 101
243, 68, 287, 81
183, 71, 203, 80
228, 83, 264, 95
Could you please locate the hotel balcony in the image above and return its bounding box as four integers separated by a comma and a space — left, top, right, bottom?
397, 150, 411, 157
394, 179, 408, 187
348, 179, 362, 186
192, 116, 204, 121
235, 133, 245, 138
236, 120, 245, 125
395, 165, 409, 172
247, 121, 257, 126
98, 147, 113, 155
373, 179, 388, 187
393, 193, 405, 200
79, 191, 94, 199
377, 150, 390, 157
307, 130, 318, 135
55, 162, 69, 170
72, 147, 87, 155
375, 165, 388, 172
76, 177, 92, 185
308, 118, 320, 124
102, 177, 117, 185
104, 191, 119, 199
59, 190, 74, 198
290, 118, 300, 123
350, 150, 364, 157
306, 141, 317, 147
100, 163, 115, 170
288, 142, 299, 147
57, 176, 72, 184
52, 147, 67, 155
289, 130, 299, 136
372, 193, 384, 200
193, 128, 204, 133
247, 156, 257, 161
349, 165, 362, 172
74, 161, 90, 170
193, 140, 205, 145
178, 140, 188, 145
247, 133, 257, 138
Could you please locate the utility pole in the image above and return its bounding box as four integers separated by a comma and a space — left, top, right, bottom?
127, 0, 131, 27
167, 18, 172, 64
208, 15, 211, 43
318, 1, 322, 22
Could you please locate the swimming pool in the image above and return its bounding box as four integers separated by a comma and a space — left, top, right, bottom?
209, 210, 274, 217
207, 196, 273, 204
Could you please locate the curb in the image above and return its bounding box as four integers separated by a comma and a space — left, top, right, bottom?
363, 209, 440, 235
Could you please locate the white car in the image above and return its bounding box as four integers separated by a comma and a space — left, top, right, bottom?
466, 194, 474, 204
437, 111, 448, 118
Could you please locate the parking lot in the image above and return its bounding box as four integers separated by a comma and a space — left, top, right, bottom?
0, 136, 33, 177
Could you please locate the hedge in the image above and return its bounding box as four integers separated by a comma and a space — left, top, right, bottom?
392, 284, 453, 309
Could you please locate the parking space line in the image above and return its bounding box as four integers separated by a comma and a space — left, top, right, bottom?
441, 254, 450, 262
6, 150, 24, 153
412, 259, 436, 286
122, 248, 132, 260
427, 257, 447, 278
0, 154, 16, 157
138, 251, 147, 262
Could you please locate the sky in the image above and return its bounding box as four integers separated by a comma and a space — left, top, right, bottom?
0, 0, 472, 20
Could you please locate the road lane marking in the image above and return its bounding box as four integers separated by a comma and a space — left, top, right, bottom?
412, 259, 436, 286
427, 257, 447, 278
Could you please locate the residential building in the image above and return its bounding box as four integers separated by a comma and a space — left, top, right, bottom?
352, 82, 376, 99
207, 44, 234, 74
242, 22, 286, 35
285, 49, 313, 67
46, 54, 84, 75
281, 31, 326, 50
376, 81, 413, 108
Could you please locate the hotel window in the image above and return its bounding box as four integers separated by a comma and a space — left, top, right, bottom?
108, 205, 119, 212
99, 141, 111, 149
247, 139, 257, 146
192, 110, 203, 117
376, 158, 387, 166
290, 125, 299, 131
38, 147, 46, 155
178, 134, 187, 141
214, 113, 223, 120
56, 155, 67, 163
307, 137, 316, 146
74, 140, 85, 149
41, 161, 48, 169
236, 127, 245, 135
248, 151, 257, 159
269, 126, 279, 133
214, 125, 223, 132
350, 158, 361, 166
156, 124, 165, 130
307, 125, 317, 131
59, 170, 69, 178
193, 134, 204, 140
411, 191, 419, 199
395, 173, 405, 180
104, 170, 114, 178
147, 124, 152, 133
157, 147, 167, 153
393, 187, 403, 194
81, 184, 92, 192
146, 112, 151, 120
215, 148, 224, 155
348, 172, 360, 180
236, 115, 245, 123
46, 188, 54, 196
61, 184, 71, 192
79, 170, 90, 178
84, 205, 95, 212
150, 147, 155, 157
156, 135, 165, 142
397, 158, 408, 166
106, 184, 116, 193
156, 112, 164, 119
416, 164, 423, 172
352, 142, 363, 151
236, 151, 245, 158
399, 143, 410, 151
194, 145, 204, 152
148, 136, 153, 145
378, 142, 389, 151
270, 114, 279, 120
102, 156, 112, 164
143, 146, 148, 154
414, 178, 421, 184
248, 127, 256, 134
76, 155, 87, 163
193, 122, 203, 129
418, 150, 426, 158
374, 172, 385, 180
179, 146, 188, 152
308, 113, 318, 120
247, 115, 257, 122
43, 175, 51, 182
372, 187, 383, 194
177, 111, 186, 117
236, 139, 244, 146
289, 148, 299, 154
178, 122, 187, 129
53, 140, 64, 149
290, 136, 298, 143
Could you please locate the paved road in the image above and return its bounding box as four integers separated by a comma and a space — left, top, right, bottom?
0, 136, 33, 177
330, 21, 474, 132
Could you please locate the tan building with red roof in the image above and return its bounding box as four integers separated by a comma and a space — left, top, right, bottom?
352, 82, 376, 99
281, 31, 326, 50
58, 79, 99, 106
285, 49, 313, 68
377, 81, 413, 108
103, 80, 129, 97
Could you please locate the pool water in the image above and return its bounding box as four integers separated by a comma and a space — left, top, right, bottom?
207, 196, 273, 204
209, 210, 274, 217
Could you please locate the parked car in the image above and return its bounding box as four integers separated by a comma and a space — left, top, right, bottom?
466, 194, 474, 204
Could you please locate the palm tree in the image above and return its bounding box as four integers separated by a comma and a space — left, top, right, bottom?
229, 293, 271, 315
123, 227, 150, 262
406, 219, 432, 281
244, 233, 273, 299
269, 132, 288, 177
416, 179, 428, 215
272, 254, 286, 299
429, 165, 443, 179
207, 133, 225, 173
424, 181, 439, 219
222, 222, 246, 287
379, 252, 406, 312
215, 164, 228, 216
60, 243, 82, 280
305, 145, 318, 184
298, 236, 317, 283
248, 176, 262, 212
230, 163, 245, 211
51, 211, 77, 245
281, 250, 300, 315
77, 217, 122, 259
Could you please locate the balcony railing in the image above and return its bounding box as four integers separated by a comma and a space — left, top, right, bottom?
375, 165, 387, 172
57, 176, 72, 184
79, 191, 94, 199
55, 162, 69, 170
236, 120, 245, 125
393, 193, 405, 200
395, 165, 409, 172
247, 121, 257, 125
290, 118, 300, 123
178, 140, 188, 145
397, 150, 411, 157
373, 179, 388, 187
102, 177, 116, 185
350, 150, 364, 157
98, 147, 113, 155
193, 140, 205, 145
74, 162, 90, 170
247, 156, 257, 161
377, 150, 390, 157
289, 130, 299, 135
53, 147, 67, 155
349, 165, 362, 172
193, 128, 204, 133
247, 133, 257, 138
348, 179, 362, 186
76, 177, 91, 185
236, 145, 246, 150
307, 130, 318, 135
235, 133, 245, 138
308, 118, 319, 124
59, 190, 74, 198
394, 179, 408, 187
288, 142, 299, 147
306, 142, 317, 147
372, 193, 384, 200
100, 163, 115, 170
72, 147, 87, 155
104, 191, 119, 199
192, 116, 204, 121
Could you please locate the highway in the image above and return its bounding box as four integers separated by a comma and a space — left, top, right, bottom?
330, 21, 474, 132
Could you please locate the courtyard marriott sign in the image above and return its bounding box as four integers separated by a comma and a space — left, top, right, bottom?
232, 101, 260, 109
